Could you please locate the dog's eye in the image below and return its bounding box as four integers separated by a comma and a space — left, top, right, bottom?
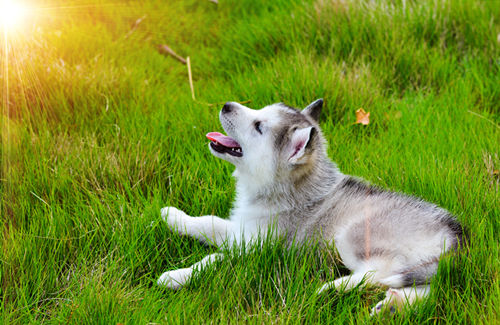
254, 121, 262, 134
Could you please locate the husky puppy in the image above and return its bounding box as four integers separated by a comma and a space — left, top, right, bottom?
158, 99, 465, 314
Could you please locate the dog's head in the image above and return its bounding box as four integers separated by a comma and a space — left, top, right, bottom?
207, 99, 325, 185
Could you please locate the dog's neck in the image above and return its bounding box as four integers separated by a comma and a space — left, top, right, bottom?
233, 154, 341, 211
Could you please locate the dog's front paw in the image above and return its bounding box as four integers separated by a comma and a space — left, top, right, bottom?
161, 206, 188, 228
157, 267, 193, 290
316, 281, 334, 295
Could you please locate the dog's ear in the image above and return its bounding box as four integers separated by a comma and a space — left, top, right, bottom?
303, 98, 323, 122
288, 126, 315, 164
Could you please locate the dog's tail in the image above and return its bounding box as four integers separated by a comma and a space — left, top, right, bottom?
378, 257, 439, 287
380, 216, 468, 288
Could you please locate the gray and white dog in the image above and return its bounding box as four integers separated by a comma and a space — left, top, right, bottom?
158, 99, 465, 314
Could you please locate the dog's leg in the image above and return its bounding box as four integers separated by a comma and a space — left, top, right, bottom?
161, 207, 232, 247
370, 285, 430, 315
316, 271, 376, 294
157, 253, 224, 289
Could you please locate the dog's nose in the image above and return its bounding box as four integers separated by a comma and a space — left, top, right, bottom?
222, 102, 233, 114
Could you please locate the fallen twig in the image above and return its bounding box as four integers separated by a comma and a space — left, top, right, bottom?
187, 56, 195, 100
124, 15, 146, 39
157, 46, 251, 106
158, 44, 187, 64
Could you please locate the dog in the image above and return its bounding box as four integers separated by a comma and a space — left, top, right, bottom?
157, 99, 466, 314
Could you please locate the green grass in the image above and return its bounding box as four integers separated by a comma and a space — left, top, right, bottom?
1, 0, 499, 323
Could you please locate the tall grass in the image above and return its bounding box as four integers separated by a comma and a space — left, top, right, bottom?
1, 0, 499, 323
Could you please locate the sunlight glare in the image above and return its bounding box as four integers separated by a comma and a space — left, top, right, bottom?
1, 0, 28, 30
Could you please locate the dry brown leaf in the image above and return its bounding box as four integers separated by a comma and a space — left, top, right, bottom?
355, 108, 370, 125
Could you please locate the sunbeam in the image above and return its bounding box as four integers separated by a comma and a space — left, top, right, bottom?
1, 0, 29, 30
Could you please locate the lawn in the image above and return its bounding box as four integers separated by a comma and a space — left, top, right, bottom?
1, 0, 499, 323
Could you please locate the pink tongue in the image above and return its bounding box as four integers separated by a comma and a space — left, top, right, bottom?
206, 132, 241, 148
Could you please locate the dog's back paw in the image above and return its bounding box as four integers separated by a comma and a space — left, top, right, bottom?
370, 285, 430, 316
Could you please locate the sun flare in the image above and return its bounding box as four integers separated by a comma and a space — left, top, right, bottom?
0, 0, 28, 30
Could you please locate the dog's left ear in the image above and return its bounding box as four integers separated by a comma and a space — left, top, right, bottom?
303, 98, 323, 122
288, 126, 315, 164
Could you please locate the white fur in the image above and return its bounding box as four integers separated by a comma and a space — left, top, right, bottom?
157, 253, 223, 289
370, 285, 431, 315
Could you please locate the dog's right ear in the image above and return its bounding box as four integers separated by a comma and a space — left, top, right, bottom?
303, 98, 323, 122
288, 126, 315, 164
